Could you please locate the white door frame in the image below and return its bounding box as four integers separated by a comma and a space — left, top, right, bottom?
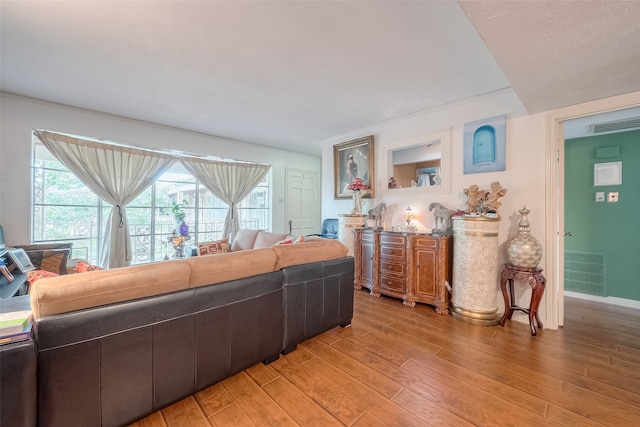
544, 91, 640, 329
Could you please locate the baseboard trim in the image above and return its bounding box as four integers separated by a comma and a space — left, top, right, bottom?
565, 291, 640, 310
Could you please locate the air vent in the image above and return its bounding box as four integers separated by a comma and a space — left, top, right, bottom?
589, 117, 640, 134
564, 251, 606, 296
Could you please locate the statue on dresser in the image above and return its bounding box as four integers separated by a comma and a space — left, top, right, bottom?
429, 202, 454, 236
367, 203, 387, 229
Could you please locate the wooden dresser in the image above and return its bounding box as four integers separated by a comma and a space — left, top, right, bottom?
354, 229, 452, 314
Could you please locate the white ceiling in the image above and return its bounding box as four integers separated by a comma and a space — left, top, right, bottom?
2, 1, 640, 156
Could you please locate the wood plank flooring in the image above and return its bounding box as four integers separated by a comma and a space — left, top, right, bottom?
129, 290, 640, 426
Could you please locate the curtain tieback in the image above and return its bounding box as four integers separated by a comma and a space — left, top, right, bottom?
116, 205, 124, 227
231, 202, 235, 219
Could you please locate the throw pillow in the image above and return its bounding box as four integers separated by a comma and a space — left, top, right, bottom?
75, 260, 104, 273
273, 235, 304, 245
40, 252, 67, 275
26, 269, 58, 285
197, 239, 230, 256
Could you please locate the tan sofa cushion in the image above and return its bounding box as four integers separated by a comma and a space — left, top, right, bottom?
186, 248, 278, 287
30, 260, 191, 319
271, 239, 349, 270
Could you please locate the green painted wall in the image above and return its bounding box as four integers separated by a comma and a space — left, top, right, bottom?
565, 129, 640, 300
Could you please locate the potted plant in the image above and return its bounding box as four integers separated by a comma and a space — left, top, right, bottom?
171, 199, 189, 236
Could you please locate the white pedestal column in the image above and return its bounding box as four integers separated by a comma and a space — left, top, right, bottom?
338, 214, 366, 257
451, 216, 500, 325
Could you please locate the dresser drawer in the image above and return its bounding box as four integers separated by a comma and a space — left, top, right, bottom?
380, 234, 405, 246
380, 245, 404, 259
413, 236, 437, 249
379, 274, 405, 292
380, 261, 404, 276
361, 231, 374, 243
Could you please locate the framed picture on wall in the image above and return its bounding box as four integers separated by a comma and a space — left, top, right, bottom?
333, 136, 375, 199
463, 114, 507, 174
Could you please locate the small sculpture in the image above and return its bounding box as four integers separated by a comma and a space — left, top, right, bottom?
367, 203, 387, 229
463, 181, 508, 216
463, 184, 484, 214
484, 181, 508, 212
429, 202, 454, 236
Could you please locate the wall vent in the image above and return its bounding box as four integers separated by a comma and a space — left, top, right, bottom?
589, 116, 640, 134
564, 251, 606, 296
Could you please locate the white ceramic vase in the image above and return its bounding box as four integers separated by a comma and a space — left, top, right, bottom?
352, 191, 363, 214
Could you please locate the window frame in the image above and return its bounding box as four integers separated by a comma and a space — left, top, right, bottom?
32, 138, 272, 265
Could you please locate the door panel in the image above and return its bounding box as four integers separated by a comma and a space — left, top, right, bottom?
286, 169, 319, 236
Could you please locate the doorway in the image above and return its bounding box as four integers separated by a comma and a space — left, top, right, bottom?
545, 92, 640, 329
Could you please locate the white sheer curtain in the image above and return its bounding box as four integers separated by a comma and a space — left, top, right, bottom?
181, 158, 270, 242
34, 130, 176, 269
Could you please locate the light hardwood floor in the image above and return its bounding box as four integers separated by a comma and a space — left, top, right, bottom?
129, 290, 640, 426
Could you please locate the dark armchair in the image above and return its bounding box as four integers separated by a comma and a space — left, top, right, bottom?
307, 218, 339, 239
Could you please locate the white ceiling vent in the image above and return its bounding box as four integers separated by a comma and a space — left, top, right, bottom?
590, 117, 640, 134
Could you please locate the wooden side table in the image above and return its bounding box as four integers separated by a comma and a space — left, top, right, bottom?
499, 263, 546, 336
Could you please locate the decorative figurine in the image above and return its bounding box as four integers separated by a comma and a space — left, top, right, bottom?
484, 181, 508, 212
429, 202, 454, 236
463, 184, 484, 215
368, 203, 387, 229
463, 181, 508, 216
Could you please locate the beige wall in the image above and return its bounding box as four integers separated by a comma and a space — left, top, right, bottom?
320, 88, 543, 251
319, 88, 547, 323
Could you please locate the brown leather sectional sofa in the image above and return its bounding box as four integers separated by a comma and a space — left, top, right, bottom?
2, 237, 354, 427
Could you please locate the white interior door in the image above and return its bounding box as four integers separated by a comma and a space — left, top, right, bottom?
285, 168, 319, 236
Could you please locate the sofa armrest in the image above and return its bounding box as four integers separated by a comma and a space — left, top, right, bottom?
281, 257, 354, 354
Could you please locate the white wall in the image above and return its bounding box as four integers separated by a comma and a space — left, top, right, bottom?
319, 88, 547, 322
0, 93, 320, 243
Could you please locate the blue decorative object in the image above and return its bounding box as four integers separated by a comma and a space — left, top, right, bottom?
464, 114, 507, 174
179, 221, 189, 236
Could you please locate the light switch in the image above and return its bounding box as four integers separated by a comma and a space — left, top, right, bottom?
608, 192, 619, 203
595, 192, 605, 202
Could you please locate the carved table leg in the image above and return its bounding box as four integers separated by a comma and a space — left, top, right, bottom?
529, 279, 546, 335
499, 275, 512, 327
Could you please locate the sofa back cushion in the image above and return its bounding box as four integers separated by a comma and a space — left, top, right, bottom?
230, 229, 261, 251
254, 231, 290, 248
271, 239, 349, 270
231, 230, 291, 251
186, 248, 277, 287
29, 260, 191, 318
